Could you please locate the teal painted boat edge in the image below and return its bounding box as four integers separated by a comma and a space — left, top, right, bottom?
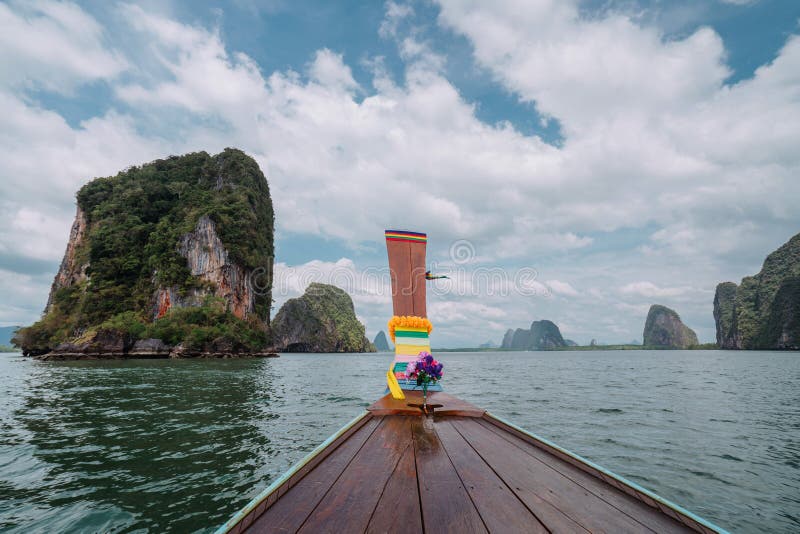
484, 411, 730, 534
214, 410, 371, 534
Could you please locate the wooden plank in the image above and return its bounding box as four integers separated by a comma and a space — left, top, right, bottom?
297, 417, 413, 533
477, 417, 695, 533
365, 437, 423, 534
435, 419, 548, 533
368, 391, 485, 417
453, 417, 663, 533
246, 416, 382, 533
447, 419, 589, 534
387, 239, 414, 316
409, 240, 427, 318
232, 414, 374, 531
412, 417, 487, 533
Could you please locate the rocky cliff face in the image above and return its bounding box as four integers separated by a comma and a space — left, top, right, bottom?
713, 282, 739, 348
373, 330, 391, 352
500, 320, 566, 350
272, 283, 375, 353
510, 328, 532, 349
642, 305, 698, 348
714, 232, 800, 350
45, 206, 88, 314
153, 215, 257, 321
501, 329, 514, 348
14, 148, 274, 358
530, 320, 566, 349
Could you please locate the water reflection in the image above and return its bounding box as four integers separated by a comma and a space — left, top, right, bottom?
4, 359, 287, 532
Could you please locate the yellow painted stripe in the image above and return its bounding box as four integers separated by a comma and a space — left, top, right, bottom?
387, 363, 405, 400
394, 337, 428, 347
385, 233, 427, 239
395, 344, 430, 355
395, 326, 429, 333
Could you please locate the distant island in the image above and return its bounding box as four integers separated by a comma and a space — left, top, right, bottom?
643, 304, 698, 349
501, 320, 567, 350
12, 149, 373, 359
0, 344, 20, 353
373, 331, 392, 352
272, 283, 374, 353
714, 231, 799, 350
448, 305, 710, 352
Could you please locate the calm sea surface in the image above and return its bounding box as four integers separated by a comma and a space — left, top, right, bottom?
0, 350, 798, 533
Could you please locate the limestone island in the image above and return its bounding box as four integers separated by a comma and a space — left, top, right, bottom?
13, 149, 372, 359
642, 304, 698, 349
500, 320, 567, 350
271, 283, 375, 353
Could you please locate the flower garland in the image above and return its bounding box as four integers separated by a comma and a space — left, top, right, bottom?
387, 315, 433, 342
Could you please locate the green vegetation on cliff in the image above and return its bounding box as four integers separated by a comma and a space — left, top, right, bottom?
14, 149, 274, 356
272, 283, 375, 353
715, 232, 800, 349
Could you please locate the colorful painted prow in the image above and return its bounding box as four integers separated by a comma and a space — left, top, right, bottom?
385, 230, 441, 398
384, 229, 428, 318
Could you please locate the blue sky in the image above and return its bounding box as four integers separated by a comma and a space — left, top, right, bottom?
1, 0, 799, 346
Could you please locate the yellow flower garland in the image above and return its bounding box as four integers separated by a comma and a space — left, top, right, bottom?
387, 315, 433, 342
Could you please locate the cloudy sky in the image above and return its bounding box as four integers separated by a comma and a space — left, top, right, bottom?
1, 0, 798, 346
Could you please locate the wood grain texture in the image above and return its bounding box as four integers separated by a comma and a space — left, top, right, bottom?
245, 417, 382, 533
435, 419, 548, 533
365, 438, 423, 534
477, 417, 695, 533
297, 417, 413, 534
412, 417, 487, 534
387, 239, 414, 316
368, 391, 485, 417
453, 417, 665, 533
408, 240, 427, 318
229, 402, 710, 534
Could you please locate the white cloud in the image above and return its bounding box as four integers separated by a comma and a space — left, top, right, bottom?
620, 281, 691, 298
546, 279, 578, 297
379, 1, 414, 39
436, 0, 800, 260
0, 1, 126, 92
307, 49, 358, 91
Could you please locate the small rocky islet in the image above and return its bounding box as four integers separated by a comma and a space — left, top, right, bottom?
271, 283, 375, 353
12, 149, 373, 359
501, 320, 567, 350
642, 305, 698, 349
373, 330, 392, 352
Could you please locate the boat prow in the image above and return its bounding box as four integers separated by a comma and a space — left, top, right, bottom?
216, 390, 727, 534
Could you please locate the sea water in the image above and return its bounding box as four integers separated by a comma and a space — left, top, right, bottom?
0, 350, 798, 533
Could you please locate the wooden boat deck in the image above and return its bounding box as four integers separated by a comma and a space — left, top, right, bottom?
222, 391, 721, 534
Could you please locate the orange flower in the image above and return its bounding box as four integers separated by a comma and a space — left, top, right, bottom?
387, 315, 433, 342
